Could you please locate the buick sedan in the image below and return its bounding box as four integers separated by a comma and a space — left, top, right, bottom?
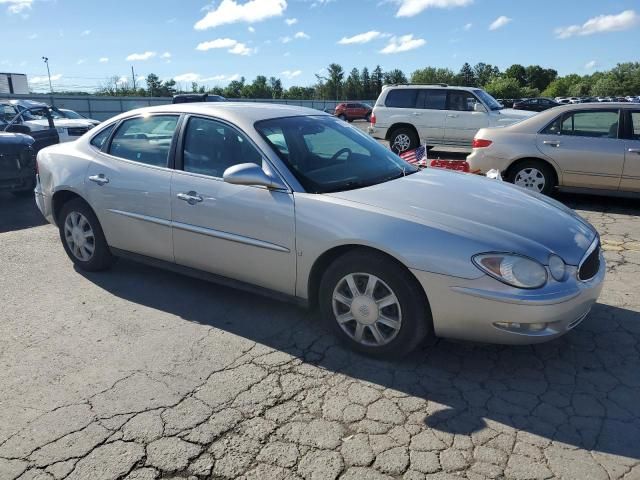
35, 103, 605, 358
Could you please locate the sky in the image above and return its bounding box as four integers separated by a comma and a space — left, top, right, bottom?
1, 0, 640, 92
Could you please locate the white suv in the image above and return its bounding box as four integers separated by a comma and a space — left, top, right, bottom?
369, 84, 535, 153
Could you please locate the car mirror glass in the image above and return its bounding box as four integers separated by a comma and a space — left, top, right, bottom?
474, 102, 487, 113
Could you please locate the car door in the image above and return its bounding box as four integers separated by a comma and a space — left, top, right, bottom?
85, 114, 180, 262
170, 115, 296, 295
621, 109, 640, 192
443, 90, 490, 147
415, 89, 447, 145
536, 109, 624, 190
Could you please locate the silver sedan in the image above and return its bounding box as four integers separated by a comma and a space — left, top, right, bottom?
35, 103, 605, 358
467, 102, 640, 197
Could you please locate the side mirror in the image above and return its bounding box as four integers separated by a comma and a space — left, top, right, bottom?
474, 102, 487, 113
223, 163, 285, 189
6, 124, 31, 135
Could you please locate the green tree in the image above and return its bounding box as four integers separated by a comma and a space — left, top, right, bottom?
269, 77, 283, 99
525, 65, 557, 92
146, 73, 162, 97
383, 69, 407, 85
473, 63, 500, 87
223, 77, 245, 98
591, 75, 620, 97
360, 67, 372, 100
458, 62, 477, 86
484, 77, 523, 99
344, 68, 362, 99
326, 63, 345, 99
410, 67, 457, 85
504, 64, 527, 86
372, 65, 384, 97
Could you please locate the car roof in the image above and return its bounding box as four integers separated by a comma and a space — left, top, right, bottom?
381, 84, 480, 92
107, 102, 330, 127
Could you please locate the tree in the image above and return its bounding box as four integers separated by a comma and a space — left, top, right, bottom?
223, 77, 245, 98
246, 75, 271, 98
383, 69, 407, 85
284, 86, 315, 100
372, 65, 384, 97
591, 76, 620, 97
345, 68, 362, 100
484, 77, 523, 99
326, 63, 345, 99
410, 67, 457, 85
458, 62, 477, 86
504, 64, 527, 86
360, 67, 372, 100
269, 77, 283, 99
473, 63, 500, 87
525, 65, 557, 92
146, 73, 163, 97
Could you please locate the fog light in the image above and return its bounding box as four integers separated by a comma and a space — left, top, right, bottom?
494, 322, 548, 333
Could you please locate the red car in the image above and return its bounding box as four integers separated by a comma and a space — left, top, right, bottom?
334, 102, 372, 122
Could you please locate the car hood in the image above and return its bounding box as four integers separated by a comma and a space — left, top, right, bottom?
0, 132, 34, 150
494, 108, 537, 119
325, 169, 596, 266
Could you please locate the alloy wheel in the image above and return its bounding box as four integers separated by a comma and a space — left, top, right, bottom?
514, 167, 546, 192
332, 273, 402, 347
392, 134, 411, 153
64, 211, 96, 262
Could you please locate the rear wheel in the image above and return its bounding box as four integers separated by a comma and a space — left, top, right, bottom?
319, 250, 431, 358
58, 198, 115, 272
389, 127, 418, 154
508, 160, 556, 196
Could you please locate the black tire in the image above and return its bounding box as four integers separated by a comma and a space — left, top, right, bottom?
507, 159, 556, 196
365, 113, 371, 123
58, 198, 115, 272
319, 250, 432, 358
389, 127, 419, 154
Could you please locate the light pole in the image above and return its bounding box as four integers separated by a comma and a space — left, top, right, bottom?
42, 56, 53, 93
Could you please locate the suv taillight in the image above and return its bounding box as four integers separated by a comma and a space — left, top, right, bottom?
370, 113, 376, 125
472, 138, 492, 149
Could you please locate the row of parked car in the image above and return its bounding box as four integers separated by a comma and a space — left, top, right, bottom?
368, 83, 640, 197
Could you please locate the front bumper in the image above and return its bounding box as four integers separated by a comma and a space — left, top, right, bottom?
411, 253, 605, 345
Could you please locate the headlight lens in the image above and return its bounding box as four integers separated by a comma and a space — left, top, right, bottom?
473, 253, 548, 289
548, 254, 566, 281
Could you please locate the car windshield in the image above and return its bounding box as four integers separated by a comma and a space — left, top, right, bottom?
474, 89, 503, 110
255, 115, 418, 193
60, 109, 85, 119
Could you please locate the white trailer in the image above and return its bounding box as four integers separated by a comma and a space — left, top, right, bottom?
0, 73, 29, 94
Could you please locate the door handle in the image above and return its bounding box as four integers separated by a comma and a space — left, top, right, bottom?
177, 191, 203, 205
447, 114, 459, 118
628, 148, 640, 154
543, 141, 560, 147
88, 174, 109, 185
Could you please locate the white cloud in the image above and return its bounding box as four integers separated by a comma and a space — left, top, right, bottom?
0, 0, 32, 14
99, 57, 109, 63
30, 73, 62, 84
227, 74, 241, 81
248, 26, 255, 32
281, 69, 302, 78
379, 34, 426, 54
81, 29, 91, 36
280, 36, 292, 43
161, 52, 172, 58
395, 0, 472, 18
555, 10, 639, 39
77, 59, 85, 65
116, 76, 129, 85
294, 31, 309, 39
585, 60, 597, 69
126, 51, 157, 61
463, 22, 472, 30
285, 17, 297, 25
489, 15, 512, 30
28, 33, 38, 39
174, 72, 202, 82
195, 0, 287, 30
338, 30, 381, 45
196, 38, 254, 55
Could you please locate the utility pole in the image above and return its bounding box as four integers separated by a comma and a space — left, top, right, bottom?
42, 56, 53, 93
131, 65, 137, 90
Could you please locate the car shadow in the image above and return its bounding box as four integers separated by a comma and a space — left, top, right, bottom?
0, 193, 47, 233
78, 258, 640, 461
555, 191, 640, 215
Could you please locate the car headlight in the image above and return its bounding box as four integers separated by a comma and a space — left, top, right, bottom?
548, 254, 566, 281
473, 253, 547, 289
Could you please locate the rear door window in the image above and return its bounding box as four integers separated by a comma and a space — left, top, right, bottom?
560, 110, 620, 139
417, 89, 447, 110
630, 111, 640, 140
385, 89, 418, 108
108, 115, 179, 167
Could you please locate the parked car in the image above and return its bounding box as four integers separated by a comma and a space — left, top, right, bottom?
2, 102, 60, 152
4, 100, 96, 141
172, 93, 226, 104
54, 108, 100, 126
334, 102, 372, 122
1, 105, 59, 195
512, 98, 560, 112
35, 103, 604, 357
467, 103, 640, 197
369, 84, 535, 153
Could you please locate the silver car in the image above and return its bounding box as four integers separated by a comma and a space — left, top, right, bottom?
467, 103, 640, 196
35, 103, 605, 358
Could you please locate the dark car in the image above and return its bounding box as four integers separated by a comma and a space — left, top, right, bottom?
172, 93, 227, 104
334, 102, 372, 122
512, 97, 560, 112
1, 103, 59, 195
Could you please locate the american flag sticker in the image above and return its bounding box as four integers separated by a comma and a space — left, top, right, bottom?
399, 144, 428, 167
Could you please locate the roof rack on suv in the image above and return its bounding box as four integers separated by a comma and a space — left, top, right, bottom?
383, 83, 449, 88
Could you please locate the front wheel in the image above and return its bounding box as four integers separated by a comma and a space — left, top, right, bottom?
319, 250, 431, 358
58, 198, 115, 271
508, 160, 556, 196
389, 128, 418, 154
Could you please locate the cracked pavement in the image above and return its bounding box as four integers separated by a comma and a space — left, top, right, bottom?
1, 192, 639, 480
